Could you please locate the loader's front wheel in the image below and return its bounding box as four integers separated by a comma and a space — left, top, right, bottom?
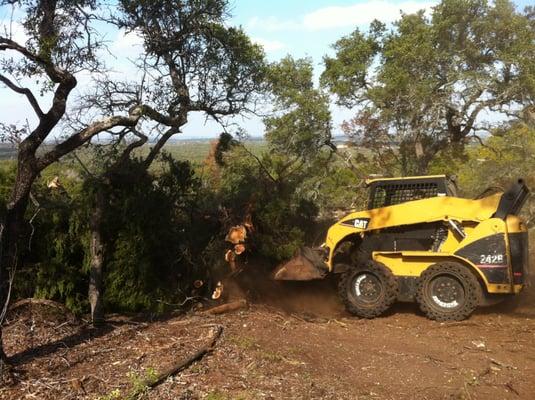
338, 261, 398, 318
417, 262, 482, 321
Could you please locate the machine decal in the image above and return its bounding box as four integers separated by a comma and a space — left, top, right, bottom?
342, 218, 370, 229
455, 234, 510, 284
479, 254, 505, 264
476, 264, 508, 269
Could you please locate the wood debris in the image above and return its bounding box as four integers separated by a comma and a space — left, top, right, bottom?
212, 282, 224, 300
204, 299, 247, 315
125, 325, 223, 399
225, 225, 247, 244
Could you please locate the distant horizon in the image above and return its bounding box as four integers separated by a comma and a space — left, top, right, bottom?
0, 133, 358, 146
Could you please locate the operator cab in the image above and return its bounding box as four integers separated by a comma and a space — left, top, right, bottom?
366, 175, 457, 210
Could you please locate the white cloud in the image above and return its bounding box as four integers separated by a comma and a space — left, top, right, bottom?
303, 1, 437, 30
247, 16, 300, 32
247, 0, 437, 32
0, 20, 28, 44
252, 37, 286, 53
111, 29, 144, 57
107, 29, 146, 78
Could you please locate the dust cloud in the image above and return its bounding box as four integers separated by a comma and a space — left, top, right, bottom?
222, 241, 535, 319
228, 264, 345, 318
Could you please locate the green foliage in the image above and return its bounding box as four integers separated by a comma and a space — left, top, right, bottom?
117, 0, 266, 117
322, 0, 535, 174
7, 152, 211, 314
216, 57, 338, 261
98, 388, 122, 400
312, 163, 367, 211
11, 163, 90, 314
443, 122, 535, 226
0, 161, 16, 219
265, 56, 332, 159
101, 156, 204, 313
126, 367, 158, 398
321, 20, 385, 107
5, 0, 101, 86
218, 145, 311, 261
214, 133, 238, 166
97, 367, 158, 400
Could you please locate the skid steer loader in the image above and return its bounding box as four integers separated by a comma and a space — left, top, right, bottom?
273, 175, 530, 321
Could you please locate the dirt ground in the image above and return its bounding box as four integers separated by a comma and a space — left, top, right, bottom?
1, 280, 535, 400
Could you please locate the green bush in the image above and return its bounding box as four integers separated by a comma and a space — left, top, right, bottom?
6, 153, 216, 315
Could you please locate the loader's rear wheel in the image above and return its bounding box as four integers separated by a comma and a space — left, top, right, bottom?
338, 261, 398, 318
417, 262, 482, 321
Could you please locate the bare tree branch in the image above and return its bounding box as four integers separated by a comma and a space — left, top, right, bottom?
0, 74, 44, 117
143, 126, 179, 168
36, 108, 143, 170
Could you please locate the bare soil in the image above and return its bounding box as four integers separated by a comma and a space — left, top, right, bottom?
1, 281, 535, 400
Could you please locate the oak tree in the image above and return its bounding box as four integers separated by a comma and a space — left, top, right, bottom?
322, 0, 535, 174
0, 0, 147, 377
83, 0, 266, 324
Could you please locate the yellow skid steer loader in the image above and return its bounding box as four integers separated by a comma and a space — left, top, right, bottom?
273, 175, 530, 321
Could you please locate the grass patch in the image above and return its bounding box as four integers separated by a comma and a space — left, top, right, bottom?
228, 335, 257, 350
205, 390, 252, 400
259, 350, 283, 363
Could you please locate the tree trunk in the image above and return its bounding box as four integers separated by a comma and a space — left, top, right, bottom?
0, 160, 37, 382
415, 155, 430, 175
88, 187, 106, 326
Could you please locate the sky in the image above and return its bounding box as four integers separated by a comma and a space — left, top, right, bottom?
0, 0, 532, 140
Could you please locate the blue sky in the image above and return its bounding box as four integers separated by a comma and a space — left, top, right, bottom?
0, 0, 532, 139
232, 0, 434, 62
231, 0, 533, 65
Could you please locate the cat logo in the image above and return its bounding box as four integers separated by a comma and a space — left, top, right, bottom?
353, 218, 370, 229
342, 218, 371, 229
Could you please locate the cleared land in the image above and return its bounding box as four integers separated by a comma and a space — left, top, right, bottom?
1, 279, 534, 400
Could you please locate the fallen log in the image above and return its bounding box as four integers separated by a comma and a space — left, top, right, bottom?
204, 299, 247, 315
126, 325, 223, 399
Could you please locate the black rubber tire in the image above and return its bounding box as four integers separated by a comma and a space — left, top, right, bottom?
416, 262, 482, 321
338, 261, 398, 318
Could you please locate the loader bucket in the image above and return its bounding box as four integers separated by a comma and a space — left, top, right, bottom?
272, 247, 328, 281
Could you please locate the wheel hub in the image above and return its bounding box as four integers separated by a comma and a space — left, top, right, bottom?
354, 273, 382, 302
430, 275, 464, 309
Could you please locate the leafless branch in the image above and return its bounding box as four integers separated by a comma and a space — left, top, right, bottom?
36, 108, 144, 170
0, 74, 44, 117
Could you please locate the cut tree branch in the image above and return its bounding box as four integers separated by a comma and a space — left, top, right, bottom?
125, 325, 223, 400
205, 299, 247, 315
